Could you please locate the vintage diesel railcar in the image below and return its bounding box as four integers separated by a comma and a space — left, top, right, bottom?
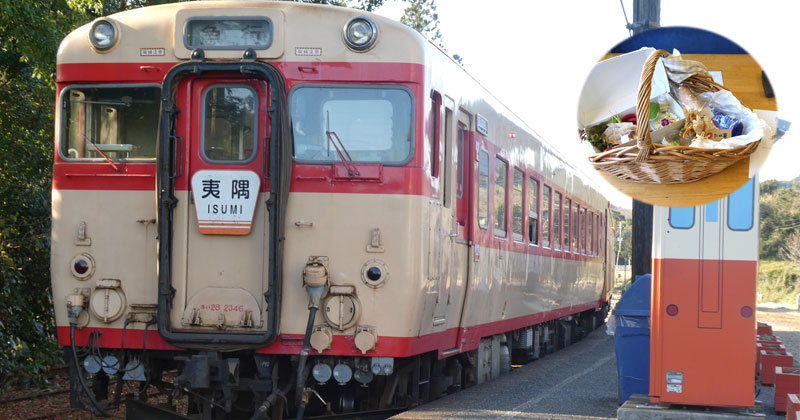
51, 1, 613, 418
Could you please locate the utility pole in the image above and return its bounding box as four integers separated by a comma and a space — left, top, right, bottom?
629, 0, 660, 35
631, 199, 653, 281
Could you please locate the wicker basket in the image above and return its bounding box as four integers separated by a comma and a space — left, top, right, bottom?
588, 49, 761, 184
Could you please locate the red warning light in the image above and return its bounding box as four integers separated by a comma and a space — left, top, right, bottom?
666, 304, 679, 317
740, 305, 753, 318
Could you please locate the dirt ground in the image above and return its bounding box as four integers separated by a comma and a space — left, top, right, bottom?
757, 302, 800, 366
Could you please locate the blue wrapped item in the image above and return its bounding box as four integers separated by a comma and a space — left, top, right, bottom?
711, 108, 744, 137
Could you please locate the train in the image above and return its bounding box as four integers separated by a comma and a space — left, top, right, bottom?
51, 1, 614, 418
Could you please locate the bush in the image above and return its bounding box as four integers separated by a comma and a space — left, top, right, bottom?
757, 259, 800, 304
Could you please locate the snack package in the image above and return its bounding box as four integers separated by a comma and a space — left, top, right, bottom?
603, 122, 636, 147
676, 88, 766, 149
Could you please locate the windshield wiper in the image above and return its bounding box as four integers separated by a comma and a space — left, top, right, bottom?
89, 142, 121, 172
325, 110, 359, 177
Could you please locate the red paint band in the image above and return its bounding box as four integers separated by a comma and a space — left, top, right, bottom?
58, 300, 602, 357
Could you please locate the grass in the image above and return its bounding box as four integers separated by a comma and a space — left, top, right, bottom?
758, 259, 800, 304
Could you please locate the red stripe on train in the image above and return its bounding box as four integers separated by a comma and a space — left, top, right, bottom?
56, 62, 425, 84
56, 300, 602, 357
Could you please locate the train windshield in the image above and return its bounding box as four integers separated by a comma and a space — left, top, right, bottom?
60, 85, 160, 160
290, 86, 413, 164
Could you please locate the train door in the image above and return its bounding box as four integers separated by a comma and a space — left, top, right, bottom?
432, 97, 465, 337
170, 75, 271, 335
447, 111, 473, 351
650, 178, 758, 407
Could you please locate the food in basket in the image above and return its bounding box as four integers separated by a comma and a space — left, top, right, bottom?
649, 96, 679, 131
676, 85, 744, 143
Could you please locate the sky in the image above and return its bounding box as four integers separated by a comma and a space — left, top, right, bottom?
374, 0, 800, 208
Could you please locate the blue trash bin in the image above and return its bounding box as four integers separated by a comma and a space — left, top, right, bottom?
613, 273, 651, 404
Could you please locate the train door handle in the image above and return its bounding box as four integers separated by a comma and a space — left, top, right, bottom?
448, 224, 460, 237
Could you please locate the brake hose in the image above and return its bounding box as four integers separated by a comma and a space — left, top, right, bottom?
69, 321, 109, 417
294, 305, 318, 409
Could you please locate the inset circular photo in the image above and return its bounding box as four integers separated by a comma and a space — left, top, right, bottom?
578, 27, 781, 207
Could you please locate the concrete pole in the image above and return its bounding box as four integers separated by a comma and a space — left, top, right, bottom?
631, 199, 653, 281
630, 0, 660, 35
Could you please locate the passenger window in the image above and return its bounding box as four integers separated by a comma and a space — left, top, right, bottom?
706, 201, 719, 222
669, 207, 695, 229
61, 85, 160, 160
554, 192, 562, 250
564, 199, 571, 253
542, 186, 551, 248
588, 212, 593, 256
478, 150, 489, 229
494, 158, 508, 238
728, 178, 755, 231
203, 85, 257, 162
456, 123, 466, 198
599, 217, 604, 254
512, 169, 524, 241
430, 95, 439, 176
528, 178, 539, 245
573, 204, 579, 253
580, 208, 586, 254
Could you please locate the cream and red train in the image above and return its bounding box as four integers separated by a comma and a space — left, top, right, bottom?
51, 1, 613, 418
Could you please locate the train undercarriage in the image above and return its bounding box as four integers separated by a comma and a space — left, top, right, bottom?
66, 305, 608, 419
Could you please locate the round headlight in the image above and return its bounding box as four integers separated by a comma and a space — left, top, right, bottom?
89, 20, 118, 50
343, 16, 378, 51
71, 253, 96, 280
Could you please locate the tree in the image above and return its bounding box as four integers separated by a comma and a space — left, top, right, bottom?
780, 230, 800, 263
401, 0, 442, 44
759, 179, 800, 259
0, 0, 178, 390
611, 207, 632, 266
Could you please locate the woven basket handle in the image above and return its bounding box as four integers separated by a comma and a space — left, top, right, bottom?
635, 49, 671, 162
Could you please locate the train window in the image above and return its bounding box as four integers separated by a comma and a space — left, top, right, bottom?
564, 199, 571, 253
456, 123, 466, 198
430, 94, 440, 177
587, 212, 593, 256
60, 85, 160, 160
512, 168, 524, 241
542, 186, 551, 248
728, 177, 755, 231
599, 216, 604, 254
202, 85, 257, 162
553, 192, 561, 250
478, 150, 489, 229
528, 178, 539, 245
580, 207, 586, 254
592, 214, 600, 255
573, 204, 579, 253
290, 86, 413, 165
669, 207, 694, 229
706, 201, 719, 222
494, 158, 508, 238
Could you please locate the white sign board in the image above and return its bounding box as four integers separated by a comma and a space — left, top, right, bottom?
191, 170, 260, 235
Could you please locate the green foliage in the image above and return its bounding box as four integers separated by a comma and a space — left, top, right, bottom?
611, 206, 631, 265
759, 179, 800, 260
0, 0, 92, 391
0, 0, 173, 391
758, 260, 800, 304
401, 0, 442, 43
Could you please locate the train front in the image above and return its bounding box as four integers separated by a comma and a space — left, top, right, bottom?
52, 2, 432, 417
